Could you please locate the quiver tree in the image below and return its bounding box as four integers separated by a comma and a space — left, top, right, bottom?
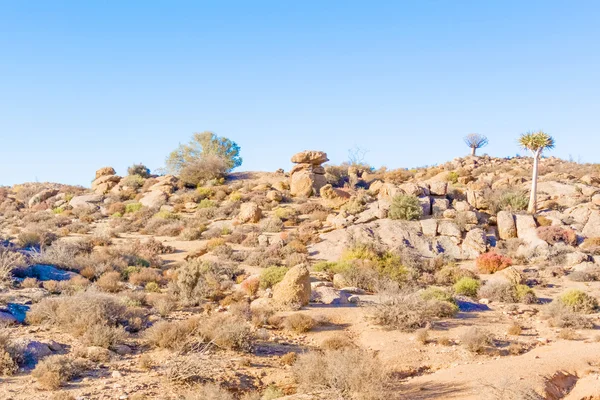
464, 133, 489, 156
518, 131, 555, 214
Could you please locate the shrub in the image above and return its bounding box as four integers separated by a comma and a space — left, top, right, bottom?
388, 194, 423, 221
453, 277, 481, 297
476, 252, 512, 273
0, 248, 26, 286
321, 334, 353, 351
558, 289, 598, 313
125, 203, 143, 213
121, 174, 145, 189
165, 131, 242, 177
544, 301, 594, 328
170, 259, 240, 305
260, 217, 284, 233
96, 271, 122, 293
507, 323, 522, 336
26, 292, 131, 348
283, 313, 316, 333
127, 163, 151, 178
370, 292, 458, 332
293, 348, 387, 399
32, 355, 76, 390
0, 330, 20, 376
478, 281, 536, 304
240, 276, 260, 296
537, 226, 577, 246
415, 327, 429, 344
460, 327, 492, 353
582, 237, 600, 253
259, 266, 288, 289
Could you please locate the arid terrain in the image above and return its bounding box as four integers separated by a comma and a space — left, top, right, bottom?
2, 151, 600, 400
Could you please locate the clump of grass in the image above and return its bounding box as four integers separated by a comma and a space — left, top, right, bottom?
32, 355, 78, 390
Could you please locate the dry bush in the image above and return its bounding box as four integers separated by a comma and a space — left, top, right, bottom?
370, 292, 457, 332
415, 327, 429, 344
460, 327, 493, 353
0, 248, 26, 286
321, 334, 353, 351
148, 294, 177, 317
507, 323, 522, 336
543, 302, 594, 329
26, 292, 132, 348
558, 328, 578, 340
169, 259, 240, 305
536, 226, 577, 246
32, 355, 77, 390
260, 217, 284, 233
129, 268, 162, 286
96, 271, 122, 293
144, 317, 201, 351
280, 352, 297, 366
293, 348, 388, 399
581, 237, 600, 253
183, 383, 235, 400
476, 252, 512, 274
145, 313, 253, 352
0, 330, 20, 376
283, 313, 316, 333
478, 281, 536, 304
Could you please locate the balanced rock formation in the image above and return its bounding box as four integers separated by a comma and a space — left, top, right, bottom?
91, 167, 121, 194
290, 151, 329, 197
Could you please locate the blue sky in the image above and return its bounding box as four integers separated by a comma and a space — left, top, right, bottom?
1, 1, 599, 186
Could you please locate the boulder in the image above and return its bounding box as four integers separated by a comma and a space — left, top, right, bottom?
266, 190, 283, 202
291, 151, 329, 165
310, 286, 350, 305
95, 167, 116, 180
582, 211, 600, 238
92, 174, 121, 194
515, 214, 548, 248
290, 170, 327, 197
419, 196, 432, 216
429, 181, 448, 196
28, 189, 59, 208
69, 194, 103, 210
0, 311, 17, 325
139, 190, 168, 209
494, 266, 524, 285
237, 202, 262, 223
18, 265, 77, 282
462, 228, 487, 258
497, 211, 517, 240
438, 221, 461, 238
272, 265, 311, 309
399, 182, 423, 196
421, 219, 438, 237
432, 198, 450, 216
11, 339, 54, 368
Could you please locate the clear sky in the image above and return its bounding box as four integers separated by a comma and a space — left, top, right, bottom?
1, 1, 599, 186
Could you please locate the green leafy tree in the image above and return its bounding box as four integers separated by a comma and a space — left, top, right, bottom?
166, 132, 242, 174
518, 131, 555, 214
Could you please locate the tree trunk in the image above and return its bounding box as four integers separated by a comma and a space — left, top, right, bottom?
528, 151, 541, 214
471, 147, 476, 156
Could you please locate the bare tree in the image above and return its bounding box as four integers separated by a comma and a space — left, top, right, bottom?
464, 133, 489, 156
519, 131, 555, 214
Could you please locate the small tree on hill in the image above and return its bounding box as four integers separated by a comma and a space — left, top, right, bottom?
518, 131, 555, 214
464, 134, 488, 156
165, 132, 242, 186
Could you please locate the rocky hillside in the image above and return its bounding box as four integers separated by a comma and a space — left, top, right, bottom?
1, 152, 600, 399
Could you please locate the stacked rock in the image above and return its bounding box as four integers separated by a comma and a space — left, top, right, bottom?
290, 151, 329, 197
91, 167, 121, 194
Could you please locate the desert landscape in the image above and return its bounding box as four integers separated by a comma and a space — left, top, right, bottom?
2, 131, 600, 400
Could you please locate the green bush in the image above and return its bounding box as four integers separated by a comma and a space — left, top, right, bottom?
388, 194, 423, 221
125, 203, 143, 213
446, 171, 459, 184
558, 289, 598, 313
198, 199, 216, 209
127, 163, 151, 178
453, 277, 481, 297
260, 266, 289, 289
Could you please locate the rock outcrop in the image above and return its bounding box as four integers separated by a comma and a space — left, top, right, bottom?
272, 265, 311, 309
290, 151, 328, 197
